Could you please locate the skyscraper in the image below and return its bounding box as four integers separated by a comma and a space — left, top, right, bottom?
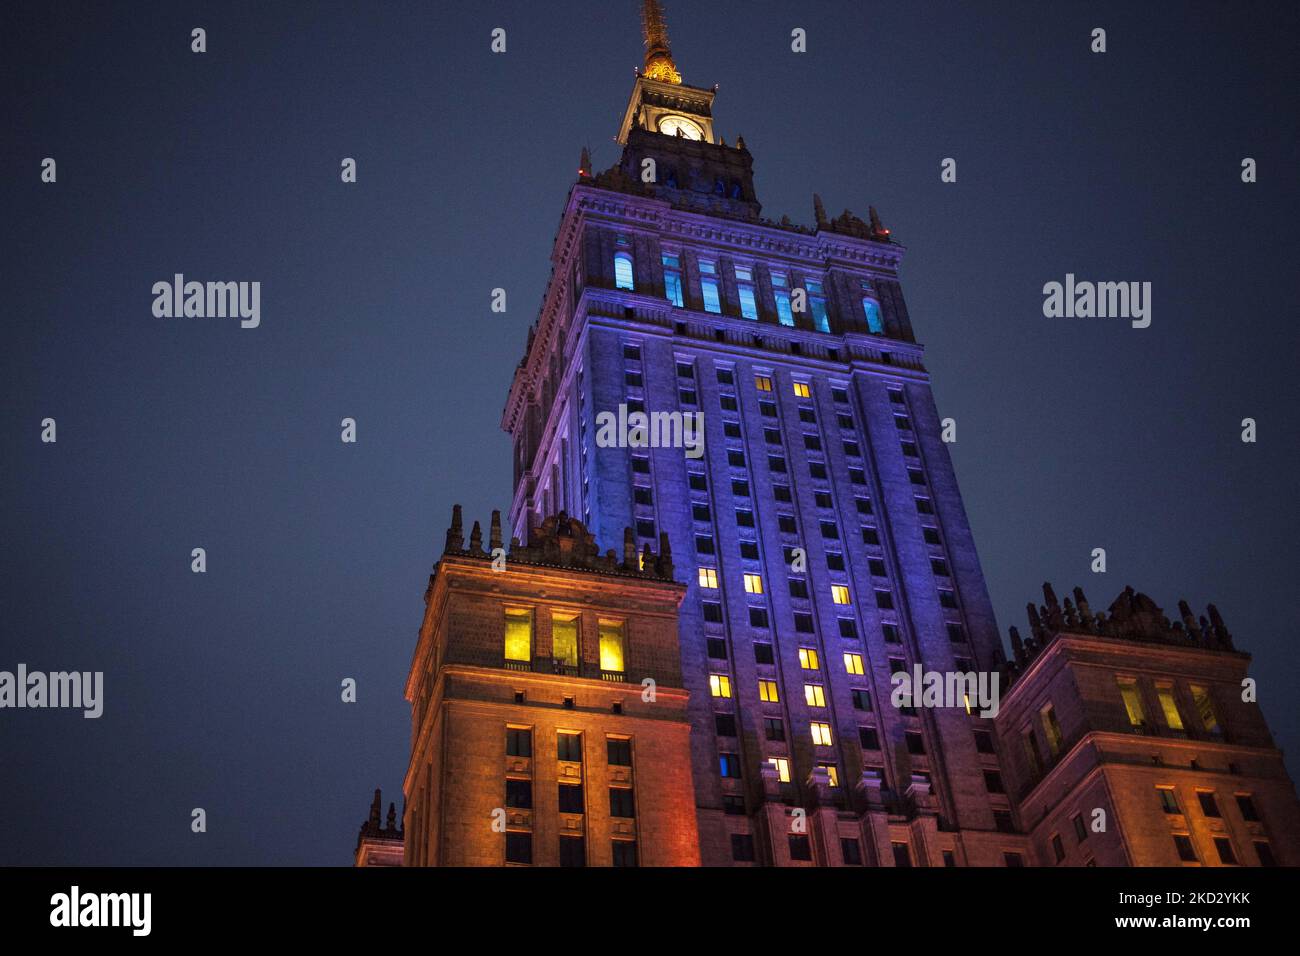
500, 1, 1025, 866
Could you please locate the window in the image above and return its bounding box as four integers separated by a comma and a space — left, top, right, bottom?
611, 840, 638, 867
754, 374, 773, 392
1157, 787, 1180, 814
932, 559, 950, 577
769, 456, 788, 474
505, 779, 532, 809
1190, 684, 1220, 734
862, 297, 884, 333
622, 343, 641, 360
760, 400, 777, 417
614, 251, 634, 291
735, 265, 758, 319
892, 842, 912, 867
778, 514, 797, 533
692, 503, 711, 522
806, 280, 830, 333
789, 835, 813, 861
505, 725, 533, 760
819, 763, 840, 787
662, 254, 683, 306
1255, 842, 1277, 866
749, 607, 769, 628
1072, 813, 1088, 842
799, 407, 816, 424
859, 726, 880, 749
793, 381, 811, 398
984, 770, 1005, 794
1052, 834, 1065, 863
607, 737, 632, 766
794, 613, 814, 633
731, 834, 756, 862
773, 484, 792, 502
723, 794, 746, 816
804, 434, 822, 451
557, 834, 586, 867
856, 498, 873, 515
849, 468, 866, 485
504, 608, 532, 663
1197, 791, 1221, 818
632, 456, 650, 474
764, 717, 785, 741
1235, 794, 1259, 822
862, 527, 881, 546
710, 674, 732, 698
805, 685, 827, 708
740, 541, 759, 559
844, 652, 865, 675
1172, 834, 1198, 862
1117, 677, 1146, 728
717, 368, 734, 385
947, 624, 966, 644
788, 578, 809, 599
838, 618, 858, 638
558, 783, 584, 814
840, 838, 862, 865
609, 788, 636, 818
715, 713, 737, 737
851, 689, 871, 711
831, 585, 851, 605
698, 567, 719, 589
798, 647, 820, 670
695, 535, 715, 555
719, 752, 741, 778
754, 643, 775, 665
551, 612, 579, 667
728, 451, 746, 468
905, 731, 926, 755
915, 497, 933, 515
706, 637, 727, 660
688, 471, 707, 491
598, 619, 625, 673
699, 259, 721, 313
1156, 682, 1185, 731
557, 731, 583, 762
772, 271, 794, 326
505, 832, 532, 865
974, 730, 995, 754
875, 590, 894, 610
994, 811, 1016, 833
702, 601, 723, 623
1041, 704, 1064, 756
769, 757, 791, 782
743, 573, 764, 594
939, 589, 958, 609
1002, 852, 1023, 867
735, 508, 754, 526
820, 521, 839, 539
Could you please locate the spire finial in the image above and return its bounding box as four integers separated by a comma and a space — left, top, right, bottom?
641, 1, 682, 84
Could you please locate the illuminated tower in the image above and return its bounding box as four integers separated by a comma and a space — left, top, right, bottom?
502, 2, 1025, 866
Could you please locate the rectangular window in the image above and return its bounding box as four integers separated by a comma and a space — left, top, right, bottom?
607, 737, 632, 766
819, 763, 840, 787
743, 573, 764, 594
1072, 813, 1088, 842
905, 731, 926, 755
793, 381, 811, 398
754, 643, 775, 665
764, 717, 785, 741
1156, 682, 1185, 731
758, 679, 780, 702
695, 535, 715, 555
1214, 837, 1238, 865
769, 757, 791, 782
505, 832, 532, 865
892, 842, 912, 868
558, 783, 584, 814
1118, 677, 1146, 728
559, 834, 586, 867
614, 249, 634, 291
811, 722, 833, 746
735, 265, 758, 319
840, 838, 862, 865
798, 647, 820, 670
556, 732, 584, 763
1157, 787, 1180, 814
859, 726, 880, 749
551, 612, 579, 667
1052, 834, 1065, 863
505, 779, 532, 809
805, 684, 827, 708
772, 271, 794, 326
598, 619, 625, 673
698, 567, 719, 589
1197, 791, 1221, 818
710, 674, 732, 698
611, 840, 638, 867
719, 752, 741, 777
1235, 794, 1259, 822
844, 652, 864, 675
838, 618, 858, 638
749, 606, 769, 628
662, 254, 684, 306
806, 280, 829, 333
504, 608, 532, 663
754, 374, 773, 392
609, 788, 636, 818
1190, 684, 1220, 734
731, 834, 756, 862
794, 613, 814, 633
702, 601, 723, 623
1173, 834, 1198, 862
789, 835, 812, 861
506, 727, 532, 758
1041, 704, 1064, 756
831, 585, 851, 605
699, 259, 721, 313
851, 689, 871, 711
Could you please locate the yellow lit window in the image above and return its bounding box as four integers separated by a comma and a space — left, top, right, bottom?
831, 585, 851, 605
710, 674, 732, 698
743, 573, 764, 594
811, 722, 833, 746
755, 375, 773, 392
1117, 677, 1146, 728
504, 608, 532, 662
551, 611, 579, 667
698, 567, 719, 588
843, 652, 864, 675
793, 381, 811, 398
598, 619, 625, 673
1190, 684, 1220, 734
1156, 682, 1184, 731
805, 684, 827, 707
769, 757, 791, 783
758, 679, 780, 702
820, 764, 840, 787
798, 647, 820, 670
963, 692, 972, 715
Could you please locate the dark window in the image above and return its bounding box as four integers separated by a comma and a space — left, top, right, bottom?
723, 421, 741, 438
623, 344, 641, 360
773, 484, 792, 502
876, 590, 895, 610
1255, 841, 1277, 866
732, 479, 750, 496
804, 434, 822, 451
820, 521, 839, 539
696, 535, 715, 554
558, 784, 585, 814
612, 840, 638, 867
947, 624, 966, 643
924, 527, 941, 545
832, 387, 849, 403
799, 408, 816, 424
994, 811, 1016, 833
741, 542, 761, 561
932, 559, 950, 577
715, 713, 737, 737
557, 733, 583, 762
888, 389, 905, 404
632, 456, 650, 474
939, 590, 958, 609
1072, 813, 1088, 842
1236, 794, 1259, 822
892, 842, 912, 867
720, 395, 738, 411
916, 498, 934, 515
764, 717, 785, 741
558, 835, 585, 867
702, 601, 723, 623
1173, 834, 1198, 862
505, 779, 532, 809
1003, 852, 1023, 867
901, 441, 918, 457
943, 850, 956, 867
607, 738, 632, 766
882, 624, 901, 644
862, 527, 880, 546
840, 839, 863, 865
852, 689, 872, 711
692, 503, 711, 522
760, 401, 777, 418
732, 834, 757, 861
778, 514, 797, 533
906, 732, 926, 755
634, 487, 653, 506
815, 491, 833, 509
838, 618, 858, 638
636, 519, 655, 539
506, 728, 532, 757
719, 753, 741, 778
728, 450, 746, 467
754, 643, 775, 665
749, 606, 769, 628
889, 657, 907, 675
895, 415, 911, 430
1158, 789, 1180, 814
789, 835, 813, 861
856, 498, 873, 515
723, 794, 746, 816
689, 472, 707, 491
505, 832, 532, 864
868, 558, 887, 577
707, 637, 727, 659
794, 613, 814, 633
624, 371, 642, 387
609, 788, 636, 818
680, 389, 698, 405
1198, 792, 1221, 818
909, 468, 926, 485
1051, 834, 1065, 862
789, 578, 809, 599
974, 730, 995, 754
859, 726, 880, 749
809, 462, 828, 480
768, 456, 787, 474
984, 770, 1005, 794
717, 369, 734, 385
677, 362, 694, 378
843, 441, 861, 457
849, 468, 866, 485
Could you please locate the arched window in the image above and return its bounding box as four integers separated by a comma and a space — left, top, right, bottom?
614, 251, 634, 291
863, 298, 884, 334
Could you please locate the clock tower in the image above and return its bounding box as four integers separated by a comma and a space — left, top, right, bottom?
616, 1, 717, 146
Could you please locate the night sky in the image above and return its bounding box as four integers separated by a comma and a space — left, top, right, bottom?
2, 1, 1297, 865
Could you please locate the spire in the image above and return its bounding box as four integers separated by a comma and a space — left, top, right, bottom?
445, 504, 464, 553
578, 145, 592, 178
641, 0, 682, 84
489, 510, 503, 552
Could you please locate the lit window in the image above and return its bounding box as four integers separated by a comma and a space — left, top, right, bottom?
805, 684, 827, 707
820, 763, 840, 787
811, 721, 833, 745
699, 259, 721, 313
798, 648, 820, 670
662, 253, 683, 307
1156, 682, 1184, 731
831, 585, 851, 605
735, 265, 758, 320
1041, 703, 1064, 756
769, 757, 791, 783
844, 653, 865, 675
754, 375, 773, 392
1190, 684, 1220, 734
862, 297, 883, 334
1117, 677, 1146, 728
742, 573, 764, 594
758, 679, 780, 702
598, 619, 625, 673
1161, 791, 1181, 818
614, 251, 634, 291
710, 674, 732, 698
792, 381, 811, 398
806, 280, 829, 333
504, 608, 532, 662
772, 272, 794, 326
698, 567, 719, 589
551, 612, 579, 667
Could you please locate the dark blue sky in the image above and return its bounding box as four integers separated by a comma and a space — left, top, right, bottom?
2, 1, 1297, 864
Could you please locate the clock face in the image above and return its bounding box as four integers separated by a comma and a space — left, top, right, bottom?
658, 114, 703, 141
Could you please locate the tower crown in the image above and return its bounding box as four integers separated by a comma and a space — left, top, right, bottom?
641, 0, 681, 84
